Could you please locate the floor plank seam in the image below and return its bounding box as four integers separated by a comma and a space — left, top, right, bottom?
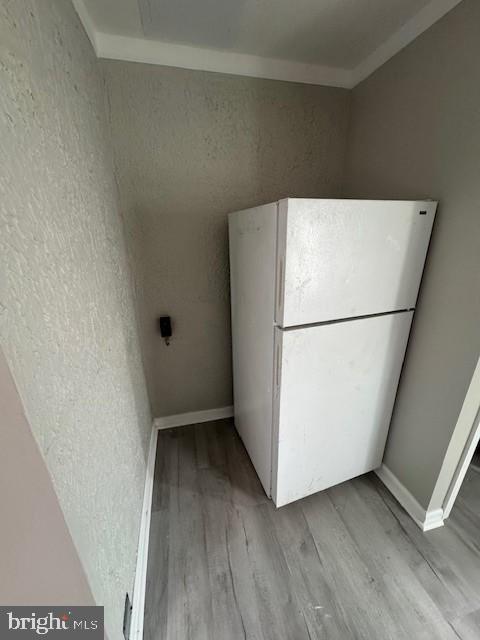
448, 619, 464, 639
225, 524, 248, 640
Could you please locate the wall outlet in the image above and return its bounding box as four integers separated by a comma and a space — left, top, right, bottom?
123, 593, 132, 640
159, 315, 172, 345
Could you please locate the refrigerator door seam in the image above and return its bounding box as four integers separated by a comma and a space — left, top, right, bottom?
280, 307, 415, 331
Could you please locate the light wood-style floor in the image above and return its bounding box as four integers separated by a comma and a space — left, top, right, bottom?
144, 419, 480, 640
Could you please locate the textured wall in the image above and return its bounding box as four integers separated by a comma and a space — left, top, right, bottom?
345, 0, 480, 508
102, 62, 350, 416
0, 1, 151, 636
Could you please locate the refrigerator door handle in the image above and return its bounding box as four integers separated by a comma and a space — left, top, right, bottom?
277, 258, 284, 315
276, 342, 281, 389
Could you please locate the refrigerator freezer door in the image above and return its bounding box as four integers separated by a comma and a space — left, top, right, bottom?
272, 311, 413, 507
276, 199, 436, 327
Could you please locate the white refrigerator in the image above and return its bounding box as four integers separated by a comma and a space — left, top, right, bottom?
229, 198, 436, 507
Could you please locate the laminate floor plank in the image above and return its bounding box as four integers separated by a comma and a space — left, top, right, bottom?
451, 608, 480, 640
144, 433, 171, 640
198, 466, 251, 640
168, 427, 213, 640
301, 490, 408, 640
224, 424, 269, 508
327, 481, 458, 639
264, 500, 353, 640
375, 476, 480, 612
238, 502, 310, 640
144, 420, 480, 640
449, 467, 480, 557
354, 476, 473, 622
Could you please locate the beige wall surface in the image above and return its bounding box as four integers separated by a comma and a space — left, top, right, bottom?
0, 348, 94, 606
102, 61, 351, 416
345, 0, 480, 508
0, 1, 151, 636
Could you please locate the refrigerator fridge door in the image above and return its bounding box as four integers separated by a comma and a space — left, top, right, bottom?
275, 199, 436, 328
272, 311, 413, 507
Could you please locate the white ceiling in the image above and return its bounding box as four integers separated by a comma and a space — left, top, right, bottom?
74, 0, 463, 87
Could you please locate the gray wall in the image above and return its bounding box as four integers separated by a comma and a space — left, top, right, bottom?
0, 348, 94, 606
102, 61, 351, 416
0, 1, 151, 636
345, 0, 480, 508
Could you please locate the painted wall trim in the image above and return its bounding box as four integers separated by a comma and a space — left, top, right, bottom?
130, 424, 158, 640
429, 355, 480, 519
95, 32, 352, 88
154, 405, 234, 430
375, 464, 444, 532
73, 0, 462, 88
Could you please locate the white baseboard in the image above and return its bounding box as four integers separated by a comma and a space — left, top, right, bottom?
422, 508, 445, 531
153, 405, 234, 430
130, 424, 158, 640
375, 464, 444, 532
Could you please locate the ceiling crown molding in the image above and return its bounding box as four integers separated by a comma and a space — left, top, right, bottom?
94, 31, 353, 88
73, 0, 463, 89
